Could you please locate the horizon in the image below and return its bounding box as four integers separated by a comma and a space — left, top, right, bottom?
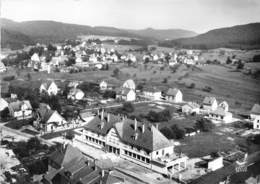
1, 0, 260, 33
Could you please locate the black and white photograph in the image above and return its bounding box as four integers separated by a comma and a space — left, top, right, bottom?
0, 0, 260, 183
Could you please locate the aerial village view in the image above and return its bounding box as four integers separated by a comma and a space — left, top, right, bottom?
0, 0, 260, 184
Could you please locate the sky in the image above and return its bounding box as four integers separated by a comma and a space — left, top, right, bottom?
1, 0, 260, 33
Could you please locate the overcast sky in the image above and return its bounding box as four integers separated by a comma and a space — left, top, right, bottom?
1, 0, 260, 33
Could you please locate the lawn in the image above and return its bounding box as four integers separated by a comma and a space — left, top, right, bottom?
5, 118, 33, 130
175, 132, 236, 158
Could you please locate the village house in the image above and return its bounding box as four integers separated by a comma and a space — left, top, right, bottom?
202, 97, 218, 111
67, 88, 85, 100
100, 80, 108, 91
142, 87, 162, 100
251, 104, 260, 130
35, 103, 67, 133
165, 88, 183, 103
122, 79, 136, 90
8, 100, 32, 119
74, 110, 188, 175
0, 98, 8, 111
118, 88, 136, 102
206, 109, 233, 123
40, 81, 59, 96
218, 101, 229, 112
43, 144, 124, 184
182, 102, 200, 115
0, 61, 6, 72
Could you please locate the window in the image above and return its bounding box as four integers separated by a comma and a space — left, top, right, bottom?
125, 150, 128, 155
137, 155, 141, 160
156, 151, 159, 155
162, 149, 165, 155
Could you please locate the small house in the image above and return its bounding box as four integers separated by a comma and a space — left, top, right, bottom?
122, 79, 136, 90
165, 88, 183, 103
119, 88, 136, 102
8, 100, 32, 119
182, 102, 200, 114
67, 88, 84, 100
36, 104, 67, 133
0, 98, 8, 111
142, 87, 162, 100
203, 97, 218, 111
207, 109, 233, 123
40, 81, 59, 96
100, 80, 108, 91
0, 61, 6, 72
251, 104, 260, 130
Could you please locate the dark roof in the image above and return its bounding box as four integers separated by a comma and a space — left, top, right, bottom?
115, 119, 172, 152
166, 88, 181, 96
38, 106, 55, 123
8, 100, 32, 112
203, 96, 217, 105
190, 163, 236, 184
48, 144, 84, 169
251, 104, 260, 115
143, 86, 161, 93
84, 112, 122, 136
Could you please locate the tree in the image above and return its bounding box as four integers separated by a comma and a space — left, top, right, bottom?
171, 124, 186, 139
226, 56, 232, 64
26, 73, 31, 81
65, 131, 75, 140
236, 60, 244, 70
65, 57, 76, 66
103, 90, 116, 99
27, 137, 41, 150
195, 118, 215, 132
0, 107, 9, 119
162, 78, 168, 83
112, 68, 120, 78
252, 55, 260, 63
47, 44, 57, 52
122, 102, 135, 113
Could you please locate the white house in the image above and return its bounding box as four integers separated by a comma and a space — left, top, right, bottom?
100, 81, 108, 91
251, 104, 260, 130
203, 97, 218, 111
40, 81, 59, 96
119, 88, 136, 102
8, 100, 32, 119
182, 102, 200, 114
142, 87, 162, 100
36, 104, 67, 133
31, 53, 40, 62
0, 61, 6, 72
0, 98, 8, 111
67, 88, 85, 100
123, 79, 136, 90
218, 101, 229, 112
165, 88, 183, 103
74, 111, 188, 175
207, 109, 233, 123
206, 156, 224, 171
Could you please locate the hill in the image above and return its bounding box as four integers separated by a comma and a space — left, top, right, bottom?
159, 23, 260, 49
1, 18, 196, 49
127, 28, 197, 40
1, 28, 34, 50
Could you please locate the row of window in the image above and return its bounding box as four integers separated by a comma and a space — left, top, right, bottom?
85, 135, 105, 147
124, 150, 150, 164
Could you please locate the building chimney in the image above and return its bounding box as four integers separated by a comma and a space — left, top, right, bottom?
101, 170, 105, 177
107, 113, 110, 122
155, 123, 159, 129
142, 123, 145, 133
101, 109, 104, 120
134, 119, 137, 131
100, 121, 105, 129
134, 132, 138, 140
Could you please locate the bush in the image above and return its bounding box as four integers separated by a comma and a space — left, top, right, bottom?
3, 76, 15, 81
188, 83, 196, 89
122, 102, 135, 113
65, 131, 75, 140
103, 90, 116, 99
226, 57, 232, 64
195, 118, 215, 132
203, 86, 212, 92
146, 109, 172, 122
171, 124, 186, 139
252, 55, 260, 63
